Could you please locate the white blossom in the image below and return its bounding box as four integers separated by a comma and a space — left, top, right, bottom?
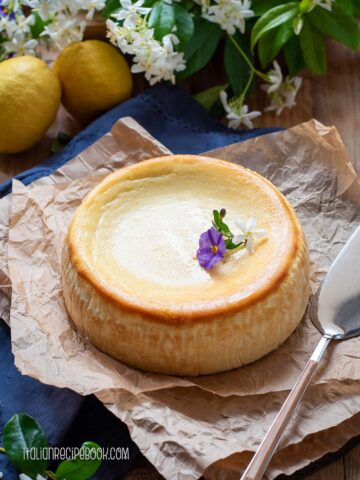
219, 90, 261, 129
233, 218, 267, 254
201, 0, 254, 35
262, 60, 282, 94
312, 0, 334, 11
262, 61, 302, 115
40, 13, 86, 50
112, 0, 151, 28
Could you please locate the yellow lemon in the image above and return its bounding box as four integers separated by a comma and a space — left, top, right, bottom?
0, 56, 61, 154
53, 40, 133, 122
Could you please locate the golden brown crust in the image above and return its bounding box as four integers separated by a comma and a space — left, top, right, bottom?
66, 155, 301, 324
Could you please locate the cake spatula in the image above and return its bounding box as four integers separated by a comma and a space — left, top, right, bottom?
240, 224, 360, 480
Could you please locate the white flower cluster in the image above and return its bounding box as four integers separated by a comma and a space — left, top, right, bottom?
0, 0, 105, 58
262, 60, 302, 115
198, 0, 254, 35
106, 0, 186, 85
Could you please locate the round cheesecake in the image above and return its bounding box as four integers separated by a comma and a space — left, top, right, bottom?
62, 155, 310, 376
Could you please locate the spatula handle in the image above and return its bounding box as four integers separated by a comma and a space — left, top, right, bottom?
240, 336, 330, 480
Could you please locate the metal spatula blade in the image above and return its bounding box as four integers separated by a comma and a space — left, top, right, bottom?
240, 225, 360, 480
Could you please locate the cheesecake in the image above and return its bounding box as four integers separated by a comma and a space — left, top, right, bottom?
62, 155, 310, 376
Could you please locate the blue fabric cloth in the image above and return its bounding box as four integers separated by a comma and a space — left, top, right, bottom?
0, 85, 281, 479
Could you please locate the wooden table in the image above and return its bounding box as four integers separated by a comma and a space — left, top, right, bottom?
1, 39, 360, 479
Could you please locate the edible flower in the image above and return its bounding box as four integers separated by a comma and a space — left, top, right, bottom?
197, 209, 266, 269
197, 227, 226, 270
233, 218, 267, 254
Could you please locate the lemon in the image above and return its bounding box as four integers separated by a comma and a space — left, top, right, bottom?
53, 40, 133, 122
0, 56, 61, 154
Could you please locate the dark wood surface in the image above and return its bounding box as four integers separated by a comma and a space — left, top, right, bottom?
1, 33, 360, 480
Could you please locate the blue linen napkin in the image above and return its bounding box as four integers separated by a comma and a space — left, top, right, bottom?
0, 85, 281, 479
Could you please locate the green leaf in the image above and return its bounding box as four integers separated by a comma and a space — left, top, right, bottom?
177, 19, 221, 80
283, 35, 306, 75
148, 1, 175, 40
30, 13, 49, 39
224, 34, 253, 97
173, 4, 194, 48
51, 132, 73, 154
142, 0, 158, 6
258, 20, 294, 68
251, 2, 299, 49
252, 0, 293, 16
299, 17, 326, 75
194, 84, 228, 111
308, 3, 360, 51
3, 414, 48, 478
212, 210, 232, 237
101, 0, 120, 18
225, 238, 245, 250
55, 442, 102, 480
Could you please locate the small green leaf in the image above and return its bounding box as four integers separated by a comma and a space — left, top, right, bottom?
55, 442, 102, 480
194, 84, 228, 111
51, 132, 73, 154
173, 4, 194, 48
101, 0, 120, 18
177, 19, 221, 80
142, 0, 158, 6
225, 239, 245, 250
3, 414, 48, 478
252, 0, 293, 16
258, 20, 294, 68
283, 35, 306, 75
308, 3, 360, 51
30, 13, 50, 39
299, 17, 326, 75
148, 1, 175, 40
212, 210, 232, 237
299, 0, 313, 13
224, 34, 253, 97
251, 2, 299, 49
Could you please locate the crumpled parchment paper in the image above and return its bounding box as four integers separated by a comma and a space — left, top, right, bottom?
2, 117, 360, 479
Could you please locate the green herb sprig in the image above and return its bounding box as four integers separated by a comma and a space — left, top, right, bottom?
212, 209, 247, 251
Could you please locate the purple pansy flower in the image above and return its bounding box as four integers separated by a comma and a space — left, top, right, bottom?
197, 227, 226, 269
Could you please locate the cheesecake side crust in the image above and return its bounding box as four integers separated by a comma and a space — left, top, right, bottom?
62, 155, 310, 375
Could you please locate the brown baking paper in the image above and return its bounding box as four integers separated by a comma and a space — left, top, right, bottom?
2, 118, 360, 479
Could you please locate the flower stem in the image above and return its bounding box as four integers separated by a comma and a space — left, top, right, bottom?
46, 470, 58, 480
228, 35, 268, 82
240, 68, 255, 104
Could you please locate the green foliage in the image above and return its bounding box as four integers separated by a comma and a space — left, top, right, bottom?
55, 442, 102, 480
225, 34, 253, 97
1, 413, 102, 480
101, 0, 120, 17
251, 3, 299, 49
299, 17, 327, 74
283, 35, 306, 75
177, 20, 221, 80
194, 84, 228, 111
30, 13, 50, 39
308, 3, 360, 51
258, 20, 293, 67
3, 414, 48, 478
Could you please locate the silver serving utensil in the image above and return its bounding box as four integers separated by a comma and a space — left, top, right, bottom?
240, 224, 360, 480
